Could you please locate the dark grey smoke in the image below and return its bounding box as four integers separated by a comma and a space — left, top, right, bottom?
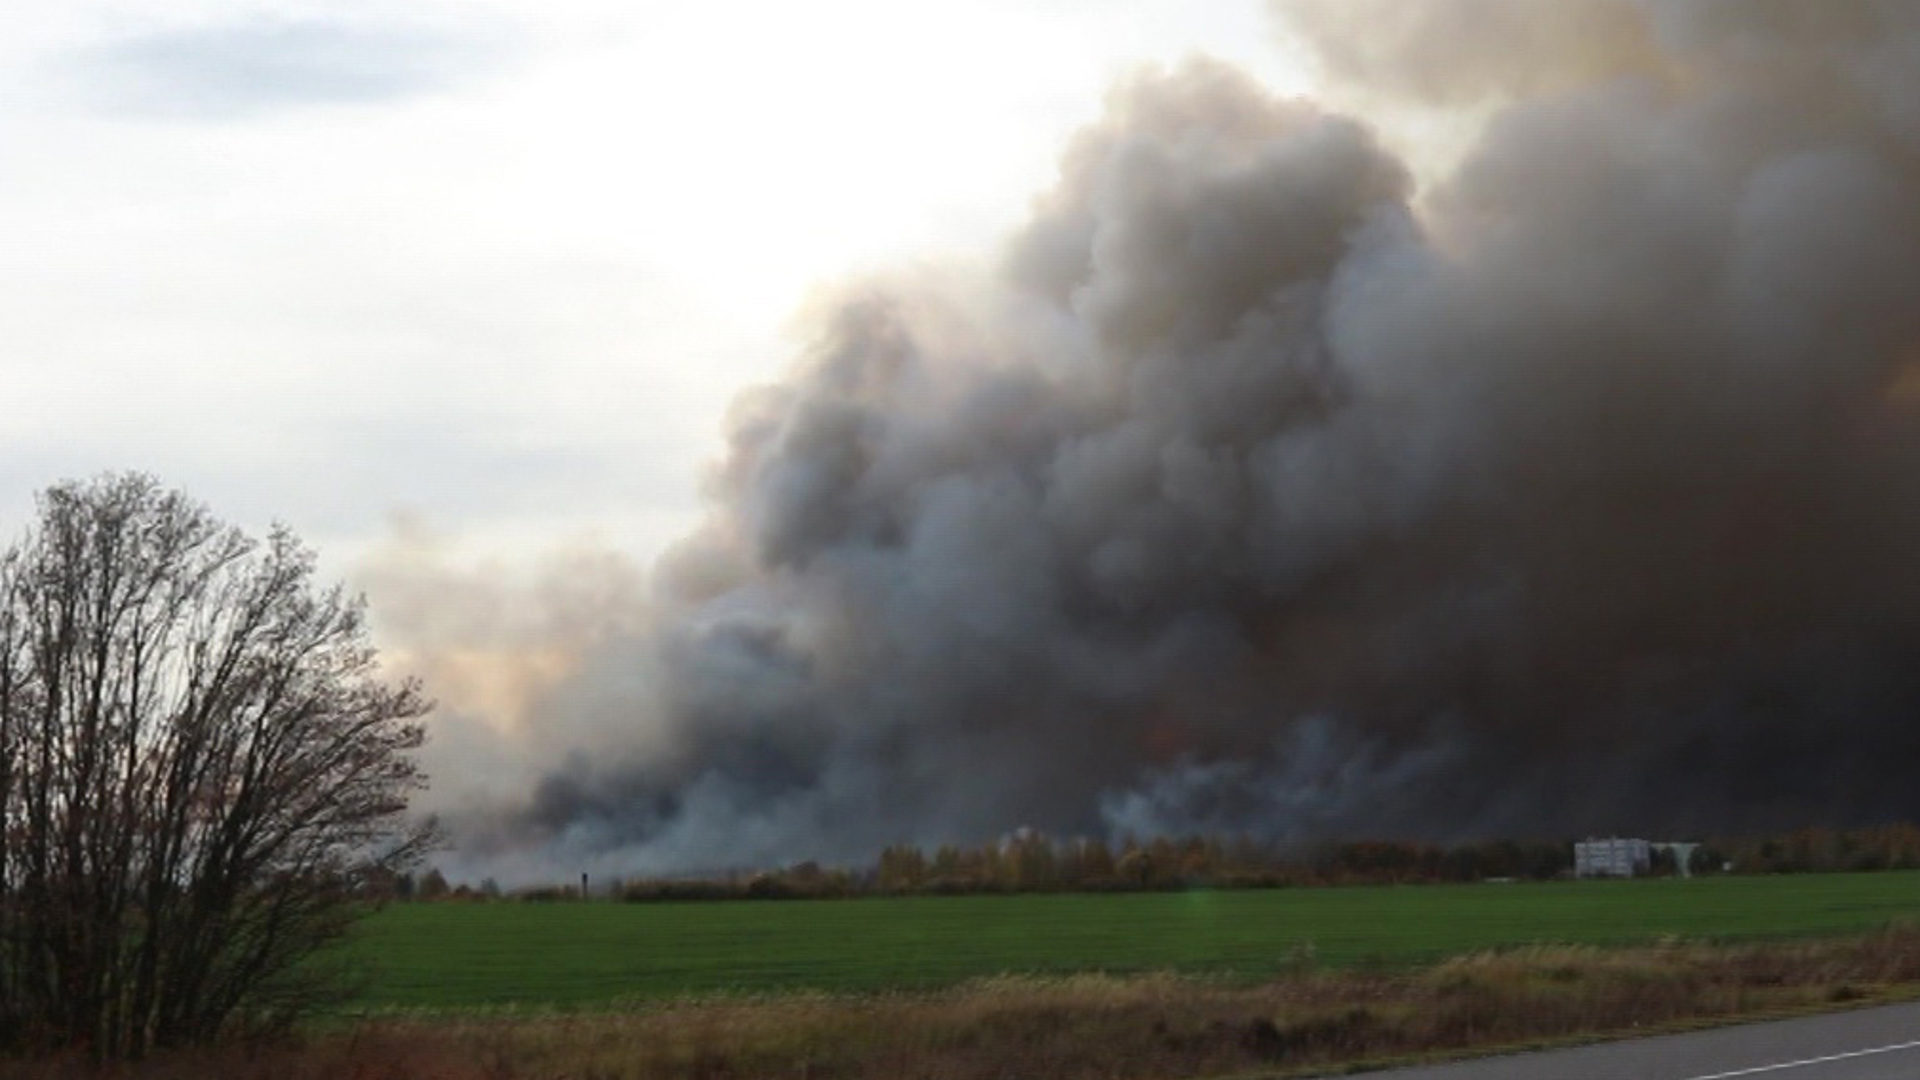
418, 1, 1920, 877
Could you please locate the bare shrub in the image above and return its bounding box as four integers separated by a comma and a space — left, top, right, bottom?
0, 474, 433, 1057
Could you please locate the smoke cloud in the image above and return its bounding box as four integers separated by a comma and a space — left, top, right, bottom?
379, 1, 1920, 879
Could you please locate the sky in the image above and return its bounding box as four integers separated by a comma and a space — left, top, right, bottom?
0, 0, 1313, 576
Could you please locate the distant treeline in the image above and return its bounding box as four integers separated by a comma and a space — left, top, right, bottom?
1723, 823, 1920, 874
377, 822, 1920, 902
616, 834, 1576, 902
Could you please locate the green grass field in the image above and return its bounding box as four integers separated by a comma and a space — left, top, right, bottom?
339, 872, 1920, 1010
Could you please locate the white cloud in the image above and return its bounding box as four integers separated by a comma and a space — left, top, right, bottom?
0, 0, 1312, 577
69, 14, 523, 120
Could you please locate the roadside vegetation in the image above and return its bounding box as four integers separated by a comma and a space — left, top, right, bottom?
7, 924, 1920, 1079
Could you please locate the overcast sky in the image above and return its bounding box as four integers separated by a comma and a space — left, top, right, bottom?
1, 0, 1315, 589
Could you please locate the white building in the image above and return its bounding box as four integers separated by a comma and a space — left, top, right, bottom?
1575, 837, 1652, 878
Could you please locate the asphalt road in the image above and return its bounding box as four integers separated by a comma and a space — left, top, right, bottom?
1366, 1001, 1920, 1079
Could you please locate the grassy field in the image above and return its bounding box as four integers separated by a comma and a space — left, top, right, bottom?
49, 929, 1920, 1080
339, 871, 1920, 1010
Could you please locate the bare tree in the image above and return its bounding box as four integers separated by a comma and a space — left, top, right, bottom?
0, 474, 433, 1057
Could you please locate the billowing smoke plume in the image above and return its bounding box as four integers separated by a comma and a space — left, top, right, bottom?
382, 0, 1920, 878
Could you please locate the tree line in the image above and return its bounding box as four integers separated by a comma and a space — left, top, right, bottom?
381, 822, 1920, 904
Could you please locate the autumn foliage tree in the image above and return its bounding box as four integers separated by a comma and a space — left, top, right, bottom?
0, 474, 433, 1057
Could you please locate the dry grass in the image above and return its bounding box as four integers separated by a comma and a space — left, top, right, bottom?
10, 926, 1920, 1080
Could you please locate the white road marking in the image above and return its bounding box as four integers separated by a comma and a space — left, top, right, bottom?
1682, 1038, 1920, 1079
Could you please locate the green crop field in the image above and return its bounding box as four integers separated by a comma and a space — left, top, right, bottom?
337, 872, 1920, 1010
